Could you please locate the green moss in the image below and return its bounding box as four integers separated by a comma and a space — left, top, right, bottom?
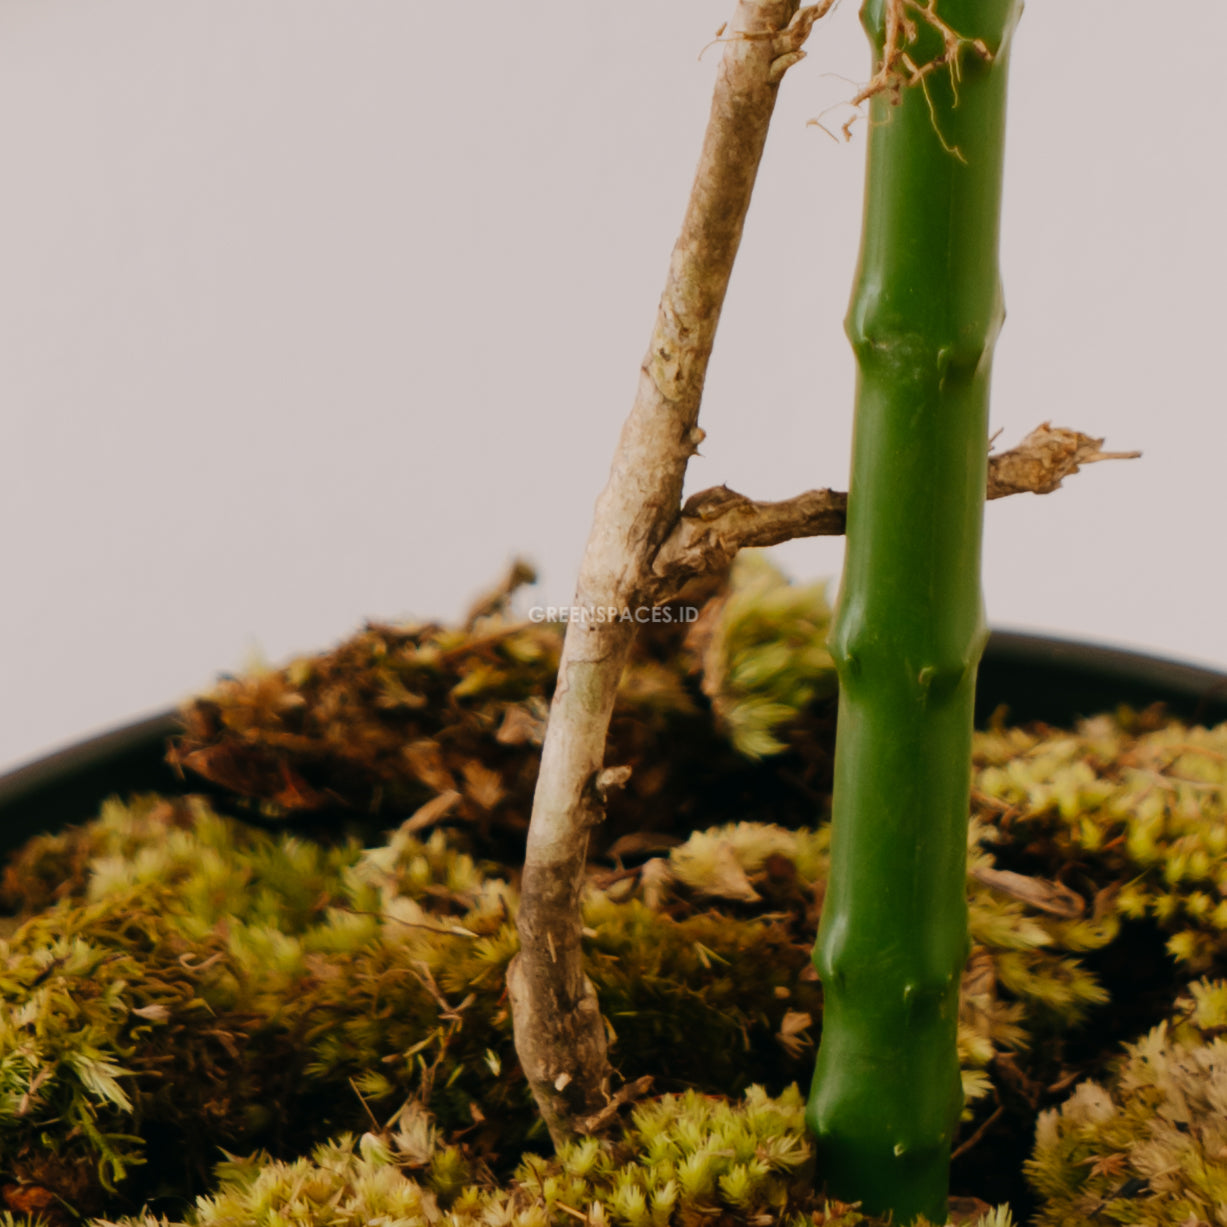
2, 792, 1037, 1220
641, 819, 1114, 1116
973, 714, 1227, 971
0, 799, 525, 1217
696, 554, 836, 759
8, 725, 1218, 1218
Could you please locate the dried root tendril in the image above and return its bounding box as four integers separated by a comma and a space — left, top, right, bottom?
809, 0, 994, 149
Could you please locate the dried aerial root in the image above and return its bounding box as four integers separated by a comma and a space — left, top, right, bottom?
810, 0, 996, 146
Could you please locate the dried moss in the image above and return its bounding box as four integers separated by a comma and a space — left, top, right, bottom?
168, 618, 563, 828
1026, 979, 1227, 1226
163, 559, 837, 857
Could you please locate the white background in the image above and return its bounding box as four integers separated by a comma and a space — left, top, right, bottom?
2, 1, 1224, 774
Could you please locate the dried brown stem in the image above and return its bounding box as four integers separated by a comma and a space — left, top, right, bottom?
646, 422, 1138, 599
950, 1102, 1005, 1162
508, 0, 826, 1148
647, 484, 847, 597
574, 1075, 656, 1137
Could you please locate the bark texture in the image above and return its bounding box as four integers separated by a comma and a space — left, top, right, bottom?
508, 0, 827, 1147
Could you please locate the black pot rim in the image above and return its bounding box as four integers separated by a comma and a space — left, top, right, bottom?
974, 630, 1227, 727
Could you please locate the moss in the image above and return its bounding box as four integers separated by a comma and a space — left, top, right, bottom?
584, 893, 819, 1096
972, 714, 1227, 973
0, 802, 815, 1216
89, 1088, 1012, 1227
691, 554, 836, 760
5, 562, 1227, 1225
635, 819, 1116, 1118
0, 872, 262, 1214
1026, 979, 1227, 1226
1, 792, 1048, 1221
162, 562, 837, 860
6, 743, 1223, 1220
0, 798, 523, 1218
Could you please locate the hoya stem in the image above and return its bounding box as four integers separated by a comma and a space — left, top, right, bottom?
806, 1, 1021, 1222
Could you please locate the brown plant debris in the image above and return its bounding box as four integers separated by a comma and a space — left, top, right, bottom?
162, 589, 830, 876
464, 557, 539, 628
167, 618, 563, 833
648, 423, 1137, 598
985, 423, 1141, 500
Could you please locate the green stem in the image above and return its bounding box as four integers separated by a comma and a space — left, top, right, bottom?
806, 2, 1021, 1222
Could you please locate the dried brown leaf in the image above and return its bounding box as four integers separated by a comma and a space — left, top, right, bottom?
987, 422, 1140, 500
971, 863, 1085, 918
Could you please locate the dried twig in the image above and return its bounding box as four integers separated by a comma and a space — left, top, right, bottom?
574, 1075, 656, 1136
950, 1102, 1005, 1161
969, 862, 1085, 919
647, 422, 1138, 598
508, 0, 828, 1148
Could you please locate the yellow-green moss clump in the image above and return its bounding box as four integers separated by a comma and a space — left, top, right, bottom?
691, 554, 836, 760
973, 715, 1227, 972
1, 789, 1210, 1223
0, 797, 524, 1220
0, 801, 823, 1220
635, 818, 1114, 1118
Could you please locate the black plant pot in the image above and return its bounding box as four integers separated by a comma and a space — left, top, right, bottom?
0, 710, 182, 853
974, 631, 1227, 727
3, 631, 1227, 852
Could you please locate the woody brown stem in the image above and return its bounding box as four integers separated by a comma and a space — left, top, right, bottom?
646, 423, 1137, 599
508, 0, 828, 1147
